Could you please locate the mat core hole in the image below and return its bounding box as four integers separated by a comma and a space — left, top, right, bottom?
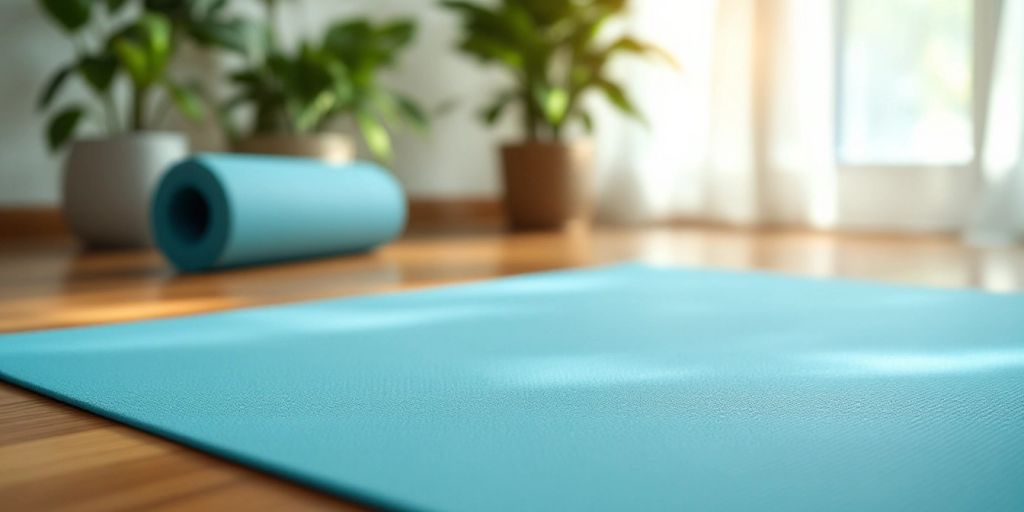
169, 186, 211, 244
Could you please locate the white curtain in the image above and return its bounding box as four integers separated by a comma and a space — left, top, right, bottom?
967, 0, 1024, 245
595, 0, 838, 227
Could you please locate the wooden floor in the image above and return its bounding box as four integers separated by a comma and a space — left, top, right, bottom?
2, 224, 1023, 511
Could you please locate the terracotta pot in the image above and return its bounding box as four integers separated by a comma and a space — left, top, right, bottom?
63, 132, 189, 248
230, 133, 355, 164
500, 141, 593, 230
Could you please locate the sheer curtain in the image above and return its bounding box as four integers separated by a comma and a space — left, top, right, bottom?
595, 0, 837, 227
967, 0, 1024, 244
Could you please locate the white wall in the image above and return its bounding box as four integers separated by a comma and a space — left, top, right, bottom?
0, 0, 512, 206
0, 2, 66, 205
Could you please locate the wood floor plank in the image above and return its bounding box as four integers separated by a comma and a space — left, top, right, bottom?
0, 428, 175, 490
146, 478, 364, 512
3, 453, 240, 512
0, 399, 107, 446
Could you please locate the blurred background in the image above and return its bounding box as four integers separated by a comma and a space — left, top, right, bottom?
0, 0, 1022, 238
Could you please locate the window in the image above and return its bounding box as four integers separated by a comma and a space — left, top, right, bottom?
837, 0, 973, 165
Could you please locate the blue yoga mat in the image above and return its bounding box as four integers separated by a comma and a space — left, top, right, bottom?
1, 265, 1022, 511
151, 154, 406, 271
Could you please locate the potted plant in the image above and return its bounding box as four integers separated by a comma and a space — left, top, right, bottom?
221, 8, 427, 163
442, 0, 677, 230
38, 0, 204, 247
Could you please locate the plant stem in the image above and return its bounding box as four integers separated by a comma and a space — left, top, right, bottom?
519, 67, 540, 141
264, 0, 279, 51
522, 88, 538, 142
254, 104, 274, 134
132, 86, 149, 131
102, 94, 120, 135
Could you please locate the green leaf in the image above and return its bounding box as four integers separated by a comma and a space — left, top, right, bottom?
395, 94, 428, 132
113, 39, 149, 85
568, 62, 597, 93
570, 9, 615, 51
443, 1, 537, 70
39, 0, 90, 32
608, 37, 681, 69
578, 109, 594, 134
379, 20, 416, 51
106, 0, 129, 13
596, 78, 642, 120
534, 85, 569, 126
519, 0, 578, 26
323, 17, 415, 76
293, 91, 335, 133
372, 91, 428, 132
458, 36, 524, 70
357, 111, 392, 161
331, 74, 355, 111
192, 19, 270, 60
500, 3, 543, 51
444, 0, 537, 50
139, 13, 173, 70
113, 12, 173, 86
182, 0, 228, 17
38, 64, 74, 110
46, 106, 85, 152
165, 81, 205, 122
481, 93, 513, 126
228, 69, 263, 87
78, 55, 118, 93
443, 0, 660, 134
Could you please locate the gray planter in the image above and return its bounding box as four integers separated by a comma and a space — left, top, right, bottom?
63, 132, 188, 248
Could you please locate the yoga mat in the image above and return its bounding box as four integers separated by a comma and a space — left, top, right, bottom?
151, 153, 406, 271
1, 265, 1023, 511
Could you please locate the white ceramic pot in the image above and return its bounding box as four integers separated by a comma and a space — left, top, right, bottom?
63, 132, 188, 248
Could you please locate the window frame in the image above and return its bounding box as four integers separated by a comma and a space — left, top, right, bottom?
829, 0, 996, 232
833, 0, 976, 169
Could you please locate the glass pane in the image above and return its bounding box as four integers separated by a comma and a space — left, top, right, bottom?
839, 0, 973, 165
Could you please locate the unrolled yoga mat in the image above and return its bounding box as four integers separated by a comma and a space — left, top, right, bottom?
1, 265, 1023, 511
151, 154, 406, 271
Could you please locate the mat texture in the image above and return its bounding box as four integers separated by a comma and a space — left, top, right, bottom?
1, 265, 1023, 511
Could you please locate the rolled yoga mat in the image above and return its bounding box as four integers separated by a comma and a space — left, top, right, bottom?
151, 153, 406, 271
1, 265, 1022, 511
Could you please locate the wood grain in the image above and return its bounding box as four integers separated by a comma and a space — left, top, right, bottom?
1, 224, 1023, 510
0, 208, 68, 239
0, 200, 502, 240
